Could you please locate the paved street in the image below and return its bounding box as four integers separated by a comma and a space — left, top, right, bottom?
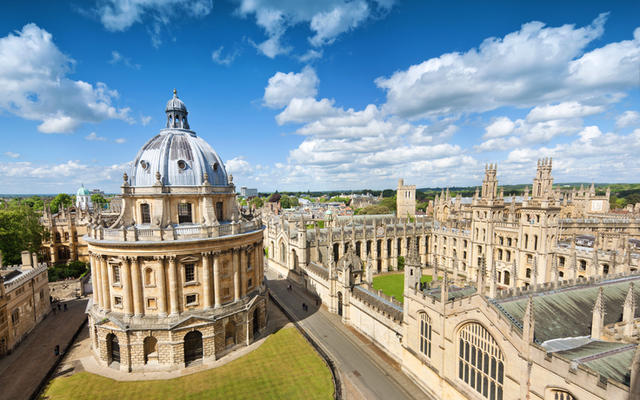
266, 274, 432, 400
0, 298, 88, 400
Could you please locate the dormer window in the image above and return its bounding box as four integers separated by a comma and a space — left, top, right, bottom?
177, 160, 187, 170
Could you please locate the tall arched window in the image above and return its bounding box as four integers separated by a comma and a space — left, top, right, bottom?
419, 312, 432, 358
458, 322, 504, 400
280, 242, 286, 263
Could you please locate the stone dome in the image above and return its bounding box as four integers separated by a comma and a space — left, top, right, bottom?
129, 91, 229, 187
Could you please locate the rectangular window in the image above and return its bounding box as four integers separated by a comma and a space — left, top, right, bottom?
186, 294, 197, 305
140, 203, 151, 224
146, 298, 157, 309
11, 310, 19, 324
248, 278, 253, 288
178, 203, 193, 224
184, 263, 195, 282
216, 202, 223, 221
112, 265, 121, 284
114, 296, 122, 307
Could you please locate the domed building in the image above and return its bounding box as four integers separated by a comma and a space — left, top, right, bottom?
76, 184, 92, 211
85, 90, 266, 372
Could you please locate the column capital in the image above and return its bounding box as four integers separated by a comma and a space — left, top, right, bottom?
201, 251, 213, 257
153, 255, 166, 261
167, 255, 177, 262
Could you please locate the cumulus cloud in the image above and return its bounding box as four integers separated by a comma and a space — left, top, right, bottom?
237, 0, 394, 58
0, 24, 132, 134
94, 0, 212, 47
616, 110, 640, 129
263, 66, 319, 108
483, 117, 516, 139
211, 46, 240, 66
526, 101, 605, 122
141, 115, 152, 126
376, 14, 639, 119
226, 156, 253, 175
4, 152, 20, 159
476, 117, 582, 152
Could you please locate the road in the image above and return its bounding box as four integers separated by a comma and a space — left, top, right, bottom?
266, 273, 432, 400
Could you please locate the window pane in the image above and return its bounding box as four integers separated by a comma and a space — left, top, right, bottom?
498, 361, 503, 384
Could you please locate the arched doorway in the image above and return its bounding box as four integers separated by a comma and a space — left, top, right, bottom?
225, 321, 236, 348
337, 292, 343, 316
253, 309, 260, 337
184, 331, 203, 366
143, 336, 158, 364
107, 333, 120, 364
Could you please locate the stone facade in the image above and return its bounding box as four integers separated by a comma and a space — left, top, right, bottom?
396, 178, 416, 218
40, 206, 91, 264
86, 91, 267, 372
266, 158, 640, 398
0, 251, 51, 357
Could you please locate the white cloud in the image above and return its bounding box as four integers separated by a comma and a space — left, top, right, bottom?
0, 24, 132, 133
86, 132, 107, 141
237, 1, 394, 58
483, 117, 515, 139
616, 110, 640, 129
4, 152, 20, 159
276, 97, 337, 125
141, 115, 152, 126
115, 138, 127, 144
263, 66, 319, 108
298, 49, 323, 62
211, 46, 240, 66
375, 14, 640, 119
109, 50, 140, 69
94, 0, 212, 47
226, 156, 253, 175
526, 101, 604, 122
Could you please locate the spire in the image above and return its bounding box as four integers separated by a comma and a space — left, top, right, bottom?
441, 268, 449, 305
523, 295, 535, 344
591, 287, 605, 339
477, 256, 486, 295
624, 283, 636, 323
407, 238, 420, 267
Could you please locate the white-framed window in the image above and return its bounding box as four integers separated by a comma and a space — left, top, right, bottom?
458, 322, 504, 400
178, 203, 193, 224
419, 312, 432, 358
112, 265, 121, 284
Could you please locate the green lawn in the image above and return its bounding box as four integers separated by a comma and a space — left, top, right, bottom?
372, 273, 434, 303
42, 327, 334, 400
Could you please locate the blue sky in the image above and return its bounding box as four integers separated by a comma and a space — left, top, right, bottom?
0, 0, 639, 194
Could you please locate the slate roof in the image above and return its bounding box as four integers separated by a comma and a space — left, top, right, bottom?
556, 341, 637, 386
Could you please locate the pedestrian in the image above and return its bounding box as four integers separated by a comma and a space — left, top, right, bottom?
54, 345, 60, 356
64, 303, 67, 312
57, 303, 61, 311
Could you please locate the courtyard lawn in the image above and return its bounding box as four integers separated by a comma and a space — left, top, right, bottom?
42, 327, 334, 400
372, 273, 434, 303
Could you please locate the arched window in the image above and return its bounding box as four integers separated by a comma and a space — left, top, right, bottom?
534, 235, 538, 251
458, 322, 504, 400
503, 271, 510, 285
280, 242, 286, 263
602, 264, 609, 275
526, 268, 531, 278
549, 389, 575, 400
419, 313, 432, 358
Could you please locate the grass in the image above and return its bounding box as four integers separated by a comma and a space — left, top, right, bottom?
42, 327, 334, 400
372, 273, 434, 303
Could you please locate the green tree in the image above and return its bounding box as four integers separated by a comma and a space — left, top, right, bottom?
355, 204, 391, 215
91, 193, 109, 208
397, 256, 405, 271
0, 201, 45, 265
50, 193, 73, 213
250, 197, 264, 208
379, 195, 397, 212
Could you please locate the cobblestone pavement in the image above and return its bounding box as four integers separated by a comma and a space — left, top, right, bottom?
266, 274, 433, 400
0, 298, 88, 400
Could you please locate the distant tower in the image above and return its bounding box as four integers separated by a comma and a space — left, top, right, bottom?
481, 164, 498, 200
76, 184, 93, 211
532, 158, 554, 200
396, 179, 416, 218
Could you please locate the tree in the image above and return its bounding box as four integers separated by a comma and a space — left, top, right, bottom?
397, 256, 405, 271
250, 197, 264, 208
91, 193, 109, 208
379, 195, 397, 212
355, 204, 391, 215
0, 201, 45, 265
50, 193, 73, 213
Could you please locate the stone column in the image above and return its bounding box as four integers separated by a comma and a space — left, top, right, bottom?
241, 248, 248, 297
156, 256, 167, 316
100, 256, 111, 312
130, 257, 144, 317
168, 256, 179, 315
202, 252, 213, 309
90, 254, 101, 308
122, 258, 133, 317
233, 249, 240, 302
213, 252, 221, 307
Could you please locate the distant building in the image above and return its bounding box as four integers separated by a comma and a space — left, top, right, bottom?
0, 251, 51, 357
76, 184, 93, 211
396, 178, 416, 218
240, 187, 258, 197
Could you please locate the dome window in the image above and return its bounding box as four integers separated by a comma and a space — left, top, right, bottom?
212, 162, 219, 172
177, 160, 187, 170
140, 160, 149, 171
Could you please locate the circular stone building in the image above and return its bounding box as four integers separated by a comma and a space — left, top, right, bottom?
86, 90, 267, 372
